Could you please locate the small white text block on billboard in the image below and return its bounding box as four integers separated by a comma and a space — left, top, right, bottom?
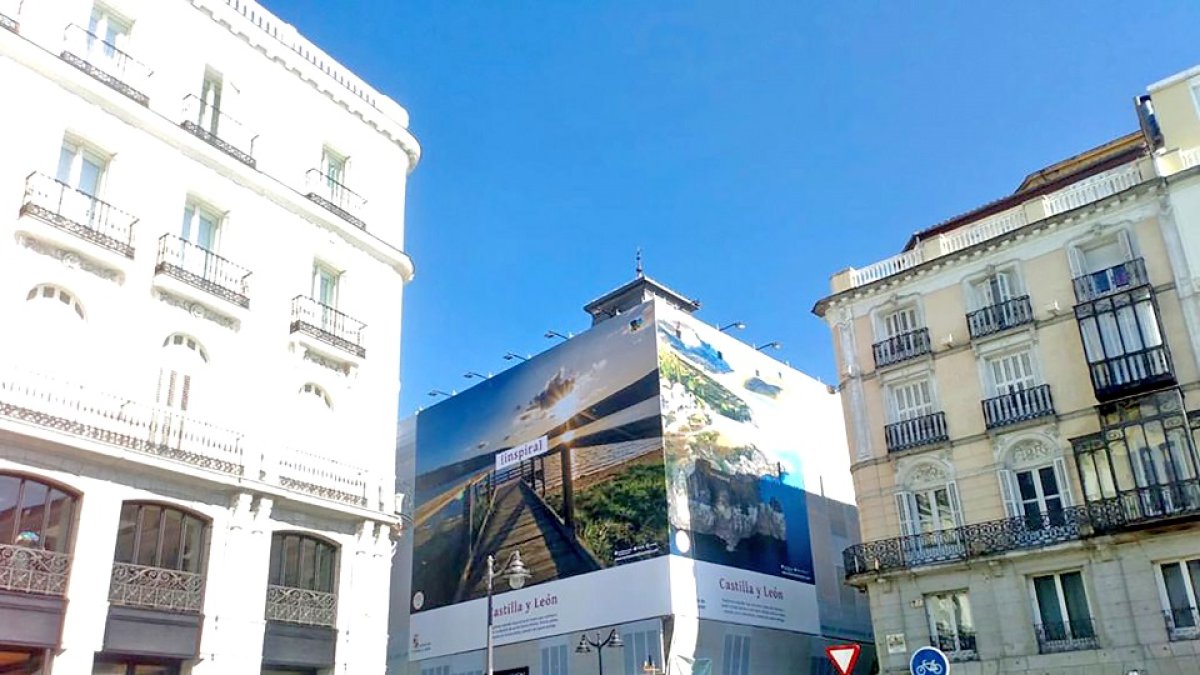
495, 435, 549, 471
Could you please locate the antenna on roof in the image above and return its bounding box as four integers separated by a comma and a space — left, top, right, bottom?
635, 247, 644, 278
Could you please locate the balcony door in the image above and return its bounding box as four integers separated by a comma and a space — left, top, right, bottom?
897, 482, 961, 563
988, 351, 1036, 396
311, 264, 340, 334
86, 7, 132, 76
179, 202, 219, 280
56, 140, 107, 228
892, 379, 934, 422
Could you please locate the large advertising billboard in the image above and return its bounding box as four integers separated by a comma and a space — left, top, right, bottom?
407, 298, 831, 660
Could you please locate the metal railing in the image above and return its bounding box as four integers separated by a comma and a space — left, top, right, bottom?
265, 584, 337, 627
1033, 619, 1098, 654
1088, 479, 1200, 533
305, 169, 367, 228
967, 296, 1033, 339
872, 328, 931, 368
0, 365, 244, 476
61, 23, 152, 104
843, 506, 1090, 577
180, 94, 258, 167
276, 446, 369, 507
0, 543, 71, 596
290, 295, 366, 358
155, 234, 251, 308
1088, 345, 1173, 400
21, 172, 136, 258
1163, 607, 1200, 641
108, 562, 204, 613
933, 630, 978, 662
1072, 258, 1149, 302
982, 384, 1055, 429
1042, 163, 1142, 217
884, 411, 947, 452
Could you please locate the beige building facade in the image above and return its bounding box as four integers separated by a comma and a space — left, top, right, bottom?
814, 65, 1200, 674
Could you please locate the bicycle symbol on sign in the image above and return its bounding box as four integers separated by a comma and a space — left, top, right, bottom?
914, 659, 943, 675
908, 646, 950, 675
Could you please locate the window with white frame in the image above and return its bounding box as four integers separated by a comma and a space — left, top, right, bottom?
57, 137, 107, 197
181, 200, 221, 251
985, 349, 1037, 395
322, 147, 347, 188
925, 590, 976, 657
540, 644, 568, 675
897, 483, 961, 537
889, 378, 935, 422
198, 69, 223, 134
1031, 571, 1095, 643
312, 263, 339, 308
26, 284, 85, 321
1077, 288, 1166, 377
721, 633, 750, 675
1158, 558, 1200, 638
86, 5, 131, 67
156, 334, 208, 413
882, 306, 920, 338
973, 269, 1016, 309
1072, 232, 1132, 277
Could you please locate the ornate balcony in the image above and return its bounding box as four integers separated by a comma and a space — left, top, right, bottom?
305, 169, 367, 230
155, 234, 251, 308
885, 411, 947, 452
20, 172, 136, 259
1073, 258, 1149, 303
180, 95, 257, 168
1088, 345, 1174, 401
60, 24, 152, 105
1034, 619, 1098, 654
967, 296, 1033, 339
843, 507, 1090, 578
290, 296, 366, 359
0, 366, 245, 476
983, 384, 1055, 429
108, 562, 204, 613
1163, 607, 1200, 641
872, 328, 931, 368
265, 585, 336, 627
276, 447, 369, 507
0, 544, 71, 596
1087, 479, 1200, 533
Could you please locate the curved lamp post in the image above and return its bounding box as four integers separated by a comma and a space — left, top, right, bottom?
575, 629, 623, 675
486, 550, 530, 675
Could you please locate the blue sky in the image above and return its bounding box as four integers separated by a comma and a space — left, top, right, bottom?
264, 0, 1200, 416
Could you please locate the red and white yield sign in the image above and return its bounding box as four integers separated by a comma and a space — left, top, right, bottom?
825, 644, 862, 675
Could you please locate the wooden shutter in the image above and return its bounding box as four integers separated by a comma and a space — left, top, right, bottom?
946, 481, 963, 526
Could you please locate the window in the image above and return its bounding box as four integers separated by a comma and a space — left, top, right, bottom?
268, 532, 337, 593
897, 485, 960, 536
1031, 571, 1095, 647
974, 271, 1014, 308
198, 70, 222, 134
57, 138, 107, 197
540, 644, 568, 675
1075, 234, 1131, 277
322, 147, 347, 188
180, 201, 220, 251
883, 307, 919, 338
721, 634, 750, 675
312, 263, 339, 308
300, 383, 332, 409
622, 629, 662, 675
86, 5, 131, 64
156, 334, 208, 413
1158, 559, 1200, 639
889, 379, 934, 421
925, 591, 976, 658
419, 668, 449, 675
986, 350, 1036, 395
113, 503, 207, 573
26, 284, 85, 320
0, 474, 76, 552
1076, 288, 1169, 391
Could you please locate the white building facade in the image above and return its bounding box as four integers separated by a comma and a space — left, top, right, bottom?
0, 1, 419, 673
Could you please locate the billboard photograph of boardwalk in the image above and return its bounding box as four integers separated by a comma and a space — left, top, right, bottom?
410, 301, 667, 614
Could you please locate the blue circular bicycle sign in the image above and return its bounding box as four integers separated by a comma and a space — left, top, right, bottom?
909, 646, 949, 675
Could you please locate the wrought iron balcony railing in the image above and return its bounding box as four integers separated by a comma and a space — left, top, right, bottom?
305, 169, 367, 229
843, 506, 1090, 577
265, 584, 337, 627
61, 23, 152, 105
1087, 479, 1200, 533
0, 366, 245, 476
0, 543, 71, 596
1073, 258, 1149, 303
1034, 619, 1098, 654
290, 296, 366, 358
982, 384, 1055, 429
872, 328, 931, 368
21, 172, 136, 258
1164, 607, 1200, 641
1088, 345, 1174, 401
155, 234, 251, 308
109, 562, 204, 613
885, 411, 947, 452
967, 295, 1033, 339
180, 95, 257, 168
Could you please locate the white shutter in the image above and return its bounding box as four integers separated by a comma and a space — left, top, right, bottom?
998, 470, 1019, 517
989, 351, 1036, 394
1053, 457, 1074, 507
895, 492, 915, 537
1068, 246, 1087, 278
1117, 229, 1135, 260
946, 481, 963, 526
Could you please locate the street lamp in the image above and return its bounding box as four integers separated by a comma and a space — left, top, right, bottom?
503, 352, 530, 362
544, 330, 571, 341
575, 629, 623, 675
642, 655, 664, 674
428, 389, 455, 398
718, 321, 745, 333
486, 550, 531, 675
464, 371, 491, 380
754, 341, 782, 352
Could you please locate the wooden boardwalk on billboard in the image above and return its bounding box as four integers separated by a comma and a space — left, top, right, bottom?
460, 479, 599, 601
